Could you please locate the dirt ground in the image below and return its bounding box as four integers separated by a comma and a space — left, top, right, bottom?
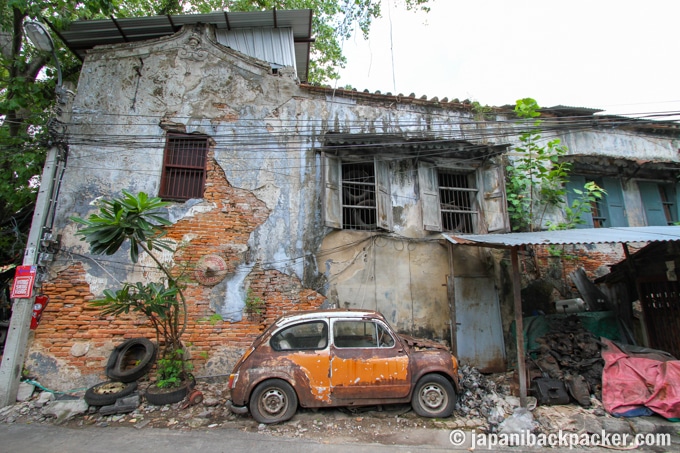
3, 376, 486, 445
3, 374, 678, 451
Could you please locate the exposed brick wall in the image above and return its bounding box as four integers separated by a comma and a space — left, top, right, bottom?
530, 243, 636, 296
28, 154, 325, 386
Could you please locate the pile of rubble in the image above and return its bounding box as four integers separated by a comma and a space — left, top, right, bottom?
531, 315, 604, 405
456, 364, 518, 432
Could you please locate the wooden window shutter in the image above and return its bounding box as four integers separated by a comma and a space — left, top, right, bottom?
418, 161, 442, 232
602, 177, 628, 227
159, 134, 209, 201
566, 175, 592, 228
374, 158, 393, 231
322, 153, 342, 229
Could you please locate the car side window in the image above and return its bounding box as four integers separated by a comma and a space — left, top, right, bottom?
333, 321, 395, 348
271, 321, 328, 351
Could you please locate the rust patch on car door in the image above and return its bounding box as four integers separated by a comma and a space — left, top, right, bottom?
329, 317, 411, 400
284, 350, 332, 404
330, 347, 410, 399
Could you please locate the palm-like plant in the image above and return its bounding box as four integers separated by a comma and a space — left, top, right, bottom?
71, 190, 191, 387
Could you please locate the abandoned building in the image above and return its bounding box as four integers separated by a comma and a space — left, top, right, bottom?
17, 9, 680, 390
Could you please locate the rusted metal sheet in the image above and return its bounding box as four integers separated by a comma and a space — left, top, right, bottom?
398, 334, 448, 351
444, 226, 680, 248
454, 275, 506, 373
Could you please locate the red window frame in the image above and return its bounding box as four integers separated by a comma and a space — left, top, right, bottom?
159, 133, 209, 201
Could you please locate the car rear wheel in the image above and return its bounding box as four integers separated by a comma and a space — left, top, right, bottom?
249, 379, 298, 424
411, 374, 456, 418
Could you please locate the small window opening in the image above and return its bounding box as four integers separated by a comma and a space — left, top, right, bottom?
438, 171, 477, 233
159, 134, 209, 201
342, 162, 377, 230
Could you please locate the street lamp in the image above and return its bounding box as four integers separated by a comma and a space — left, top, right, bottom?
0, 20, 73, 407
23, 20, 62, 88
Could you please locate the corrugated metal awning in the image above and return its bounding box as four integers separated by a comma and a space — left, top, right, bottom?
54, 9, 313, 82
443, 226, 680, 248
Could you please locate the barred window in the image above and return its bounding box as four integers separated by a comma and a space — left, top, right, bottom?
438, 171, 477, 233
322, 154, 393, 232
342, 162, 377, 230
159, 134, 209, 201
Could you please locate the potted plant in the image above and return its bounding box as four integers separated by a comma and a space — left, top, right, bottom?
72, 190, 193, 404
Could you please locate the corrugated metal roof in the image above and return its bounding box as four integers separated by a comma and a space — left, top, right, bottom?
215, 27, 296, 71
55, 9, 313, 82
443, 226, 680, 248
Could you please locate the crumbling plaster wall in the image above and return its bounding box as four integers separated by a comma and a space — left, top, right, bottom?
561, 130, 679, 162
30, 24, 487, 386
34, 22, 678, 386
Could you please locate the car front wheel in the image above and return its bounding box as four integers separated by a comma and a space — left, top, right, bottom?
411, 374, 456, 418
249, 379, 298, 424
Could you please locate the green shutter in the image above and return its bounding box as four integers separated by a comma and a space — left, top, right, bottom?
602, 178, 628, 227
638, 182, 666, 226
566, 176, 592, 228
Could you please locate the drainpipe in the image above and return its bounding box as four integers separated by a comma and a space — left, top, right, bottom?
0, 21, 74, 407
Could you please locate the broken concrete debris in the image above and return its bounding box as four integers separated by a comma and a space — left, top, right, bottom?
530, 315, 603, 405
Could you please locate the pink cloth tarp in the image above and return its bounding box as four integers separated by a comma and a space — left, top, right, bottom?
601, 338, 680, 419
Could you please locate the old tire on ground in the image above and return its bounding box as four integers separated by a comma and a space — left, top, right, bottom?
145, 376, 194, 406
84, 380, 137, 406
145, 385, 188, 406
106, 338, 156, 383
411, 374, 456, 418
249, 379, 298, 424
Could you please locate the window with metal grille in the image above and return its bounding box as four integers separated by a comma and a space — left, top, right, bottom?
342, 162, 377, 230
659, 184, 677, 225
159, 134, 209, 201
438, 171, 477, 233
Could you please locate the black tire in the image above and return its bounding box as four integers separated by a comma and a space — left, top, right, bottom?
145, 383, 189, 406
106, 338, 156, 383
411, 374, 456, 418
85, 380, 137, 406
249, 379, 298, 424
144, 373, 195, 406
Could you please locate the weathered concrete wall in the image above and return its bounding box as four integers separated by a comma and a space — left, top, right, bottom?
31, 24, 484, 386
26, 23, 680, 387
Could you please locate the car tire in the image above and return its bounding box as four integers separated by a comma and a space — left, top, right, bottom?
249, 379, 298, 424
106, 338, 156, 383
411, 374, 456, 418
84, 380, 138, 406
145, 384, 188, 406
144, 375, 196, 406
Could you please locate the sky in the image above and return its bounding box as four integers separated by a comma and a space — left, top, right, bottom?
335, 0, 680, 119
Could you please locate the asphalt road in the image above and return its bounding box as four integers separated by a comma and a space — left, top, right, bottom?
3, 422, 678, 453
0, 423, 457, 453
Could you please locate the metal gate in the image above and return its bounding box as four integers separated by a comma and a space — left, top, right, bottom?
638, 278, 680, 358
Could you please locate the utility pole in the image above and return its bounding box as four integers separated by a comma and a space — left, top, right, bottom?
0, 21, 73, 407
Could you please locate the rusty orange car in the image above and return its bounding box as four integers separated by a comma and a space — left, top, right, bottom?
227, 309, 460, 423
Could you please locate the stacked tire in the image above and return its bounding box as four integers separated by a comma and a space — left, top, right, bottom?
84, 338, 156, 407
